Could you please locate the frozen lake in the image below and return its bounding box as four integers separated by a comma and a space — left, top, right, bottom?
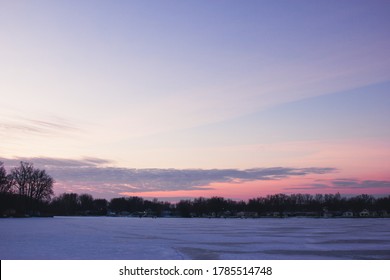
1, 217, 389, 260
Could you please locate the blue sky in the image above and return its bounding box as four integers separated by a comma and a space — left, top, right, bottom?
1, 0, 389, 199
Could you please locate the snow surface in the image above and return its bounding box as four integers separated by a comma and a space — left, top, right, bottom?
0, 217, 389, 260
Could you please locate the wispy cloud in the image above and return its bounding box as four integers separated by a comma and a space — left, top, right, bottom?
1, 157, 112, 169
287, 179, 390, 192
0, 116, 79, 137
0, 157, 337, 196
332, 179, 390, 189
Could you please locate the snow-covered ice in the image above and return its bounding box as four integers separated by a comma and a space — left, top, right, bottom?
0, 217, 389, 259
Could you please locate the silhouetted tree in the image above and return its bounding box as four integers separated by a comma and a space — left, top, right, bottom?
374, 196, 390, 212
31, 168, 54, 202
10, 162, 53, 200
51, 193, 79, 215
267, 193, 289, 216
11, 162, 34, 197
208, 197, 229, 216
192, 197, 208, 216
0, 163, 15, 215
0, 162, 12, 194
78, 193, 94, 213
347, 194, 375, 212
176, 200, 192, 217
109, 197, 129, 214
247, 197, 266, 214
127, 196, 144, 212
9, 162, 54, 214
93, 198, 108, 215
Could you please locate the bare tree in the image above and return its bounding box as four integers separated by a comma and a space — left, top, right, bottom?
11, 161, 54, 202
0, 162, 12, 193
31, 169, 54, 202
11, 161, 35, 197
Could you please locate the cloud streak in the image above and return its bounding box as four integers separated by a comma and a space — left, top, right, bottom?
1, 157, 337, 196
0, 116, 79, 137
287, 179, 390, 192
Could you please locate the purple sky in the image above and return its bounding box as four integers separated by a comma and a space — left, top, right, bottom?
1, 1, 389, 199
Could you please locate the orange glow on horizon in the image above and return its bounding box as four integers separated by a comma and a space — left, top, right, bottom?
118, 175, 389, 201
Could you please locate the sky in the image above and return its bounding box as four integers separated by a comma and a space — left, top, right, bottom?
1, 0, 390, 201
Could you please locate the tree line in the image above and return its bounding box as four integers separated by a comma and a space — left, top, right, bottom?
175, 193, 390, 218
1, 161, 389, 218
0, 161, 53, 216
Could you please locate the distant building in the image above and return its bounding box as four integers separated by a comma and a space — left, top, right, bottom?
379, 210, 389, 217
3, 208, 16, 217
236, 211, 258, 218
359, 209, 370, 217
323, 207, 332, 218
343, 211, 354, 217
